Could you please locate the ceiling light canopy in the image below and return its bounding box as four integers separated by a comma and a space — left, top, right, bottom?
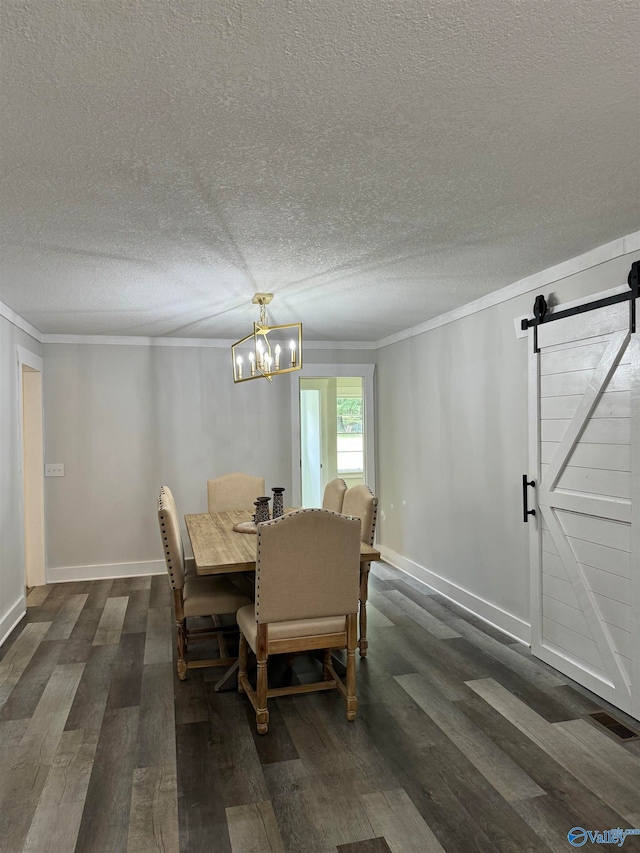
231, 293, 303, 384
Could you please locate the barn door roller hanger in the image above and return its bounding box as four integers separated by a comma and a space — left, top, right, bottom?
521, 261, 639, 353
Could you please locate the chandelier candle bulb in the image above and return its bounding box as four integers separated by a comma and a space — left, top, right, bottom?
290, 340, 296, 367
256, 339, 264, 371
275, 344, 281, 370
248, 351, 255, 376
236, 356, 243, 380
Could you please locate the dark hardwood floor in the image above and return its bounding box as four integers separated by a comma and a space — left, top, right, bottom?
1, 564, 639, 852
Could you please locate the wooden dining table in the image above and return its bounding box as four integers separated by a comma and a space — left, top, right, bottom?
185, 509, 381, 575
184, 509, 381, 691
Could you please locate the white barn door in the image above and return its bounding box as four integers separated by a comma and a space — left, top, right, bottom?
529, 300, 639, 719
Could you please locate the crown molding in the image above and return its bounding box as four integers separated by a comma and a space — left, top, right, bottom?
0, 300, 43, 342
41, 333, 377, 349
42, 333, 236, 347
376, 229, 640, 349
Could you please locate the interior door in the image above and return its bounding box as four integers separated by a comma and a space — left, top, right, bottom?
300, 388, 323, 507
529, 300, 639, 719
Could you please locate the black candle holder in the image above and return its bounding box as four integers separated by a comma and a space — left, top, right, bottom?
255, 496, 271, 524
272, 487, 285, 518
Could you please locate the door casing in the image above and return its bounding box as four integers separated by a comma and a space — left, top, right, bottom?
290, 364, 375, 507
17, 345, 46, 590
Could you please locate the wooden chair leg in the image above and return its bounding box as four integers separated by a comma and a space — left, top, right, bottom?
345, 613, 358, 721
177, 620, 187, 681
358, 601, 368, 658
212, 614, 230, 661
238, 632, 248, 694
256, 624, 269, 734
323, 648, 332, 680
359, 565, 370, 658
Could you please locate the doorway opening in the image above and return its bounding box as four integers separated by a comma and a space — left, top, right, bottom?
18, 348, 46, 590
292, 365, 375, 508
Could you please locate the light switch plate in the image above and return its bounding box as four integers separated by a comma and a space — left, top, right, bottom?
45, 463, 64, 477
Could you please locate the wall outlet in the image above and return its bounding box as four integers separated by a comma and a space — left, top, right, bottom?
45, 463, 64, 477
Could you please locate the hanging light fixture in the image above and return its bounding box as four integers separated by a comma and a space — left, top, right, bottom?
231, 293, 303, 383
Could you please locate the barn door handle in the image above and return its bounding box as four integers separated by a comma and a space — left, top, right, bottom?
522, 475, 536, 522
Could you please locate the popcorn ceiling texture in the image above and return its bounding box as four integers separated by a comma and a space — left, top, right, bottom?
1, 0, 638, 340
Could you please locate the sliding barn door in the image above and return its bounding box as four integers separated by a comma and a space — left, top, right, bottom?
529, 300, 639, 719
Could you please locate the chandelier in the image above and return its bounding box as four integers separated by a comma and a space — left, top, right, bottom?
231, 293, 303, 383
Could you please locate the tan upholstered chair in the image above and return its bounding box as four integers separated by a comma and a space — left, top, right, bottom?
236, 509, 362, 734
207, 473, 265, 514
342, 484, 378, 658
322, 477, 347, 513
158, 486, 251, 680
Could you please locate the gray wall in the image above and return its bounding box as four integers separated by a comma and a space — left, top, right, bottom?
0, 316, 42, 640
43, 344, 293, 572
42, 343, 375, 575
376, 250, 640, 639
303, 348, 377, 365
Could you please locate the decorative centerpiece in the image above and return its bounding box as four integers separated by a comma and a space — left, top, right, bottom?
272, 487, 285, 518
254, 496, 271, 524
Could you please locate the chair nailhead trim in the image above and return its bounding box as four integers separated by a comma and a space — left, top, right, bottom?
158, 490, 182, 591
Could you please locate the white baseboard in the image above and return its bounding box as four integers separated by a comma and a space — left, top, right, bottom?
378, 546, 531, 645
48, 559, 165, 583
0, 596, 27, 647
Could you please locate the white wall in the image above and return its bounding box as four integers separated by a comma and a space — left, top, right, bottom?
376, 247, 640, 642
303, 348, 377, 365
42, 343, 296, 579
41, 343, 377, 581
0, 315, 42, 642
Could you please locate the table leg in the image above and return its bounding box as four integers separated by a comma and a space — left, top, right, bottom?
213, 659, 240, 693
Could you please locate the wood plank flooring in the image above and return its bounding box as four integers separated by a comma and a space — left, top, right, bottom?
1, 567, 639, 852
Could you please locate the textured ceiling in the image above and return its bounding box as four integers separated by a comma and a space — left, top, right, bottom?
1, 0, 639, 340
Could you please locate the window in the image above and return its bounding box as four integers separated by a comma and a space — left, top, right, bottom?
337, 396, 363, 473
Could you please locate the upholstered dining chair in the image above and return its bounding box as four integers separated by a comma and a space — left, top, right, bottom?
236, 509, 362, 734
322, 477, 347, 513
158, 486, 251, 680
207, 472, 265, 514
342, 484, 378, 658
